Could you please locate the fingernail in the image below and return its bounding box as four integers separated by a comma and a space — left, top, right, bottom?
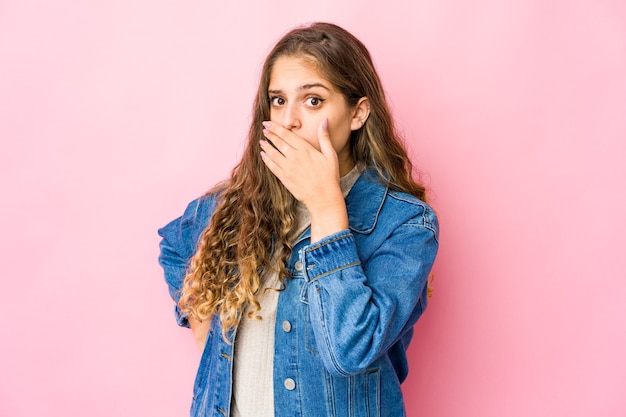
322, 118, 328, 130
262, 121, 271, 128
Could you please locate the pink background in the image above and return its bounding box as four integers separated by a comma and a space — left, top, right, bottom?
1, 1, 625, 416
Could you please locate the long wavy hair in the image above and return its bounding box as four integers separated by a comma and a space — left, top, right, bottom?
178, 22, 427, 340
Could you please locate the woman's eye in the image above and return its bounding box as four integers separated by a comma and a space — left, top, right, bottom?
270, 97, 285, 106
305, 97, 324, 107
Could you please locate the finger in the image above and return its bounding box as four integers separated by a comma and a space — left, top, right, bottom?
260, 149, 285, 179
259, 139, 285, 163
262, 121, 309, 150
262, 127, 293, 156
317, 118, 335, 157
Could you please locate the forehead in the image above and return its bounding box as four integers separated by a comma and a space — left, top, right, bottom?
268, 55, 329, 89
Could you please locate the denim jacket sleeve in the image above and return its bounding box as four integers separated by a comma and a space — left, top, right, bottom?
301, 200, 439, 377
157, 195, 217, 328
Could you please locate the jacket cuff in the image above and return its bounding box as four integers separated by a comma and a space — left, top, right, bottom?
302, 230, 361, 281
174, 305, 190, 328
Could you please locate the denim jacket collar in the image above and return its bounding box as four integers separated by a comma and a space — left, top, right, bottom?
293, 170, 387, 247
345, 170, 387, 234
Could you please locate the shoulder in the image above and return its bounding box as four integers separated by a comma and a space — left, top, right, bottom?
178, 192, 221, 231
385, 190, 438, 235
157, 191, 222, 257
347, 170, 439, 239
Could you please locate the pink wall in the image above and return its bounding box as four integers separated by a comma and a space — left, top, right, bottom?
1, 1, 625, 416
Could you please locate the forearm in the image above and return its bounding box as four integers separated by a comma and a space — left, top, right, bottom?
304, 221, 438, 376
307, 189, 348, 243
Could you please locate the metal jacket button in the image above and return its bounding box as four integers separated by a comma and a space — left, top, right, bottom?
284, 378, 296, 390
294, 260, 303, 271
282, 320, 292, 332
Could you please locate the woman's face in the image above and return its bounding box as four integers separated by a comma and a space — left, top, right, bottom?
268, 55, 367, 175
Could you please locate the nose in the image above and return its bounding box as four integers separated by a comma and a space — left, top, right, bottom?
281, 103, 301, 130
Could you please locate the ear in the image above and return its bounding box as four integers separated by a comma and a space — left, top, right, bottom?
350, 97, 370, 131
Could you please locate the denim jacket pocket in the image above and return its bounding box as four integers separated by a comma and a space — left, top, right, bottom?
323, 368, 382, 417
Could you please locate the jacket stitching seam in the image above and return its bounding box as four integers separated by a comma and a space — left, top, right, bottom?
305, 233, 351, 253
310, 261, 361, 281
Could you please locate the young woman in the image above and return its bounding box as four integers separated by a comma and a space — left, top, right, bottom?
158, 22, 439, 417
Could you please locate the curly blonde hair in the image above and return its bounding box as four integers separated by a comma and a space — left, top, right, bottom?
178, 22, 427, 340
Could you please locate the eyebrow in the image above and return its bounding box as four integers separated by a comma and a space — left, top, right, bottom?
268, 83, 331, 95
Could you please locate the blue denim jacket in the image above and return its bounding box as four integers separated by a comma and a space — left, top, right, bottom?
158, 170, 439, 417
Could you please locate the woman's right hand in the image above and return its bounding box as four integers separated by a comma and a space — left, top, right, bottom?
189, 317, 210, 352
259, 119, 349, 243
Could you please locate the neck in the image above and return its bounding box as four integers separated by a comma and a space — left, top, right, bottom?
338, 154, 356, 177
